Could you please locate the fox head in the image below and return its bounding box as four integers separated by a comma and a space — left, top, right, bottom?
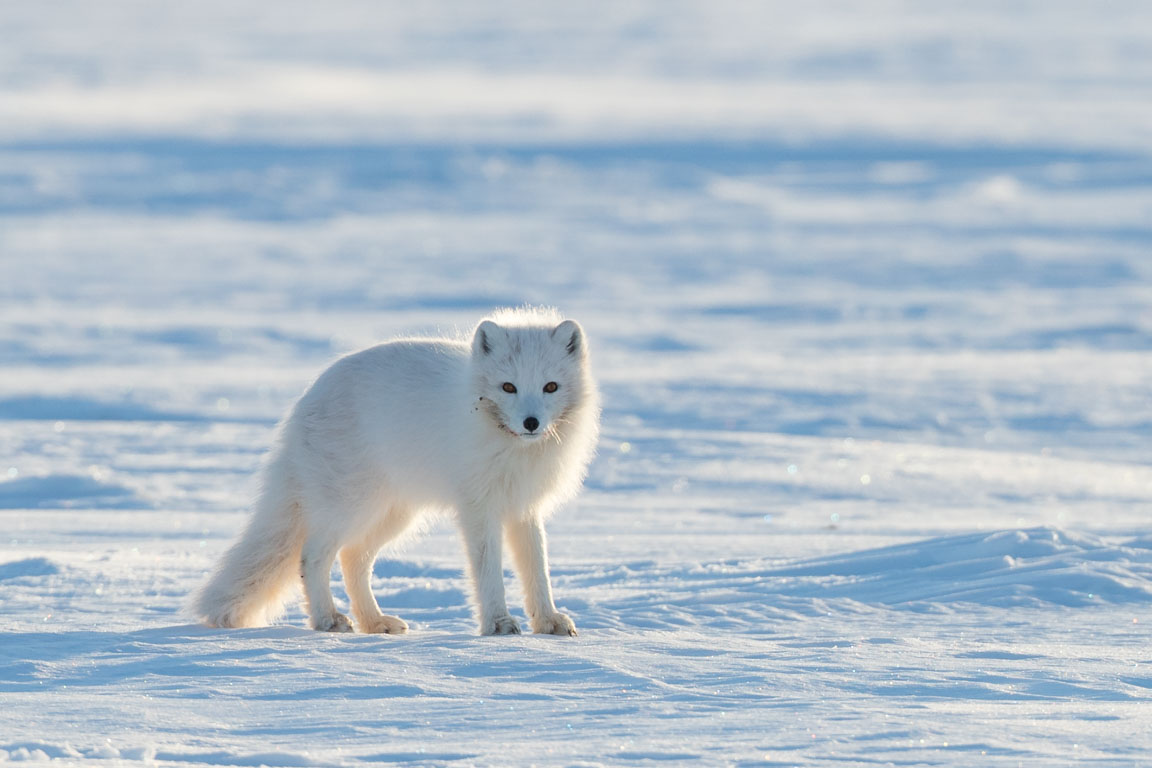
471, 313, 591, 443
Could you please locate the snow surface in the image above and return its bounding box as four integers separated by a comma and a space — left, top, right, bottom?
2, 1, 1152, 765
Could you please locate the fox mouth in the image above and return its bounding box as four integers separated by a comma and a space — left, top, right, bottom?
497, 422, 546, 441
506, 426, 542, 439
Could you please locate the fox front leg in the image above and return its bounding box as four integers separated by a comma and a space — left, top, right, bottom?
459, 510, 520, 635
506, 515, 576, 636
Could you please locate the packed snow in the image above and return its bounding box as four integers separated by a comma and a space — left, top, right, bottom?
2, 1, 1151, 765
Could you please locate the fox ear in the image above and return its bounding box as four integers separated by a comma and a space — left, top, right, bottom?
473, 320, 502, 356
552, 319, 584, 357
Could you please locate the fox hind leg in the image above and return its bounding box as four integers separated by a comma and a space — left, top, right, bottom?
300, 531, 352, 632
337, 505, 419, 634
339, 542, 408, 634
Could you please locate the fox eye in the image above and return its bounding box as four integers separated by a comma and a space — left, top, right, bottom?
543, 382, 559, 393
502, 382, 517, 394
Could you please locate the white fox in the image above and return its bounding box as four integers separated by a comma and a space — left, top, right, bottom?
190, 307, 600, 636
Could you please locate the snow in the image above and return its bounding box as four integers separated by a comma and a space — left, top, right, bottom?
2, 1, 1151, 765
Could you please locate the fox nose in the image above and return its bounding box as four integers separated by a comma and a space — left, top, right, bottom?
523, 416, 540, 433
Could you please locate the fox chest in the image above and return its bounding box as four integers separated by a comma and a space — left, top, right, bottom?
461, 449, 563, 513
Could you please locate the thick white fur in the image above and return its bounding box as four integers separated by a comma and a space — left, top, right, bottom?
189, 307, 600, 636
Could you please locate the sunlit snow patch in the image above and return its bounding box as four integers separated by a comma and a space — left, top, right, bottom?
768, 527, 1152, 609
576, 528, 1152, 629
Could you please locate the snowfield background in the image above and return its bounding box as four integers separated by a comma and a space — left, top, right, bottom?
2, 1, 1152, 765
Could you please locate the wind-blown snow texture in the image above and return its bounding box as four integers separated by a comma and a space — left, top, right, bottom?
2, 2, 1151, 765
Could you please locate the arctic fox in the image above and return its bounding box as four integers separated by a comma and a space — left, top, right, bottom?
190, 308, 600, 636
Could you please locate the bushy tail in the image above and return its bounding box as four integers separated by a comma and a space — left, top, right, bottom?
188, 457, 305, 628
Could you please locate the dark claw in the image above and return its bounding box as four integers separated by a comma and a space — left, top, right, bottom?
491, 616, 521, 635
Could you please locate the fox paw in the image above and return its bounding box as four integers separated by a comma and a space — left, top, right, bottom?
359, 614, 409, 635
483, 614, 522, 636
313, 612, 353, 633
532, 612, 577, 637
